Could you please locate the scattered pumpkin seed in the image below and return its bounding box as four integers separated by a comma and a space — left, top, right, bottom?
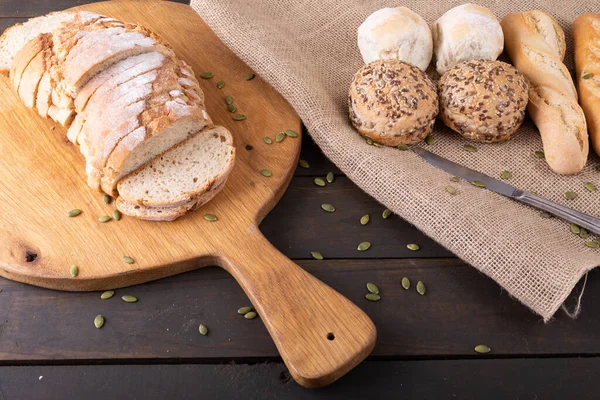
122, 256, 135, 264
539, 211, 553, 219
595, 238, 600, 245
260, 169, 272, 177
321, 204, 335, 213
583, 73, 594, 79
200, 72, 213, 79
285, 129, 298, 138
311, 251, 324, 260
326, 172, 335, 183
67, 209, 82, 217
263, 136, 273, 145
585, 182, 596, 192
237, 306, 252, 315
474, 344, 491, 354
70, 265, 79, 277
445, 185, 457, 195
407, 243, 420, 251
314, 177, 326, 187
534, 150, 545, 159
357, 241, 371, 251
463, 145, 477, 152
501, 171, 512, 180
232, 114, 246, 121
227, 104, 237, 113
397, 144, 409, 151
472, 181, 486, 188
244, 311, 258, 319
360, 215, 370, 225
565, 191, 578, 200
103, 194, 112, 204
112, 210, 121, 221
401, 277, 410, 290
366, 138, 373, 145
100, 290, 114, 300
275, 132, 286, 142
245, 73, 255, 81
570, 224, 581, 235
450, 176, 460, 183
216, 80, 225, 89
298, 159, 309, 168
424, 135, 434, 145
94, 315, 105, 329
203, 214, 218, 222
122, 295, 138, 303
365, 293, 380, 302
382, 209, 392, 219
585, 241, 599, 249
99, 215, 111, 223
372, 142, 382, 148
366, 282, 379, 295
416, 281, 426, 295
225, 96, 233, 105
199, 324, 208, 336
580, 228, 589, 239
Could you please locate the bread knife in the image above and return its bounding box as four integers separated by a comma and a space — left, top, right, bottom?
413, 147, 600, 235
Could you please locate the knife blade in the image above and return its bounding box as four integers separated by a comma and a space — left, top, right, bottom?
413, 146, 600, 236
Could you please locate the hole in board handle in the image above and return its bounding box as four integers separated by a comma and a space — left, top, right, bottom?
25, 251, 38, 263
327, 332, 335, 341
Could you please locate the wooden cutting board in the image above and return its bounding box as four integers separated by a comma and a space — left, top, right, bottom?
0, 0, 375, 388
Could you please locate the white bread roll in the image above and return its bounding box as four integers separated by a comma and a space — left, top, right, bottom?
432, 4, 503, 75
357, 7, 432, 71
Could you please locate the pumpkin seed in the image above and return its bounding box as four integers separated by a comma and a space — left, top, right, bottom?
416, 281, 426, 295
472, 181, 486, 188
357, 241, 371, 251
99, 215, 111, 223
585, 182, 596, 192
366, 282, 379, 295
585, 241, 599, 249
360, 214, 370, 225
474, 344, 491, 354
570, 224, 581, 235
285, 129, 298, 138
382, 209, 392, 219
122, 295, 138, 303
372, 142, 382, 148
260, 169, 272, 177
565, 191, 577, 200
198, 324, 208, 336
70, 265, 79, 277
227, 104, 237, 113
94, 315, 105, 329
122, 256, 134, 264
501, 171, 512, 180
311, 251, 323, 260
112, 210, 121, 221
365, 138, 373, 145
298, 159, 309, 168
463, 145, 477, 152
200, 72, 213, 79
365, 293, 380, 302
397, 144, 409, 151
583, 73, 594, 79
225, 96, 233, 105
314, 177, 326, 187
263, 136, 273, 145
407, 243, 420, 251
245, 73, 255, 81
237, 306, 252, 315
450, 176, 460, 182
321, 204, 335, 213
232, 114, 246, 121
103, 194, 112, 204
67, 209, 82, 217
244, 311, 258, 319
100, 290, 114, 300
401, 277, 410, 290
326, 172, 335, 183
539, 211, 553, 219
445, 185, 457, 195
275, 132, 285, 142
216, 80, 225, 89
534, 150, 545, 159
203, 214, 218, 221
424, 135, 434, 145
580, 228, 589, 239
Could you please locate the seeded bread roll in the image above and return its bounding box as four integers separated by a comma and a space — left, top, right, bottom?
348, 59, 438, 146
438, 60, 528, 143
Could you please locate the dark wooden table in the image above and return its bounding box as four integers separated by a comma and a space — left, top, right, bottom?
1, 1, 598, 399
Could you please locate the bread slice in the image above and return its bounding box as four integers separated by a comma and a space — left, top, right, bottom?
117, 125, 235, 207
18, 47, 52, 108
10, 33, 52, 93
47, 105, 76, 127
36, 70, 52, 117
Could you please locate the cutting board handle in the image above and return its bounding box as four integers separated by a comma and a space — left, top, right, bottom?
218, 226, 376, 388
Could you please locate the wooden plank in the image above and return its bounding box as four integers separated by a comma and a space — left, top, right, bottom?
0, 358, 596, 399
0, 259, 596, 361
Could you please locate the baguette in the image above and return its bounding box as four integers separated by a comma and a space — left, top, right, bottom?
573, 14, 600, 156
501, 11, 588, 174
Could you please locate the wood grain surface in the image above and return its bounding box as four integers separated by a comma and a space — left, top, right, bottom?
0, 0, 375, 387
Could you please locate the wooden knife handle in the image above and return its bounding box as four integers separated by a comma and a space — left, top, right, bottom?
217, 226, 376, 388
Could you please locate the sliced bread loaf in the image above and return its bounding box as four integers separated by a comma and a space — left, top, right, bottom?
10, 33, 52, 93
18, 47, 52, 108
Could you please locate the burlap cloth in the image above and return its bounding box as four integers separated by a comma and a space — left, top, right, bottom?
190, 0, 600, 321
